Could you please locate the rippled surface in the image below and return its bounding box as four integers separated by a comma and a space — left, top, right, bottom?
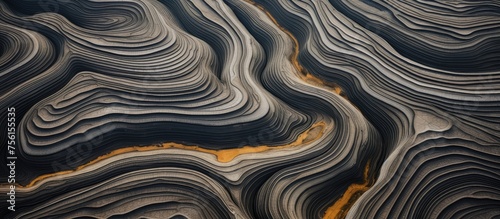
0, 0, 499, 218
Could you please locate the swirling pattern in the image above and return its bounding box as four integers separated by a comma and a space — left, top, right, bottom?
0, 0, 499, 218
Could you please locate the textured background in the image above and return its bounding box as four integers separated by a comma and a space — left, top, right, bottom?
0, 0, 499, 218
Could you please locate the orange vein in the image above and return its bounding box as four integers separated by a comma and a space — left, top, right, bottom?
242, 2, 373, 218
9, 121, 325, 188
323, 161, 374, 219
244, 0, 345, 97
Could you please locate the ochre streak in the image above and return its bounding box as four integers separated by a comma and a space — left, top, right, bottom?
244, 0, 345, 97
15, 121, 325, 188
323, 161, 373, 219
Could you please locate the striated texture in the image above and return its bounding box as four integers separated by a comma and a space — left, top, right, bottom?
0, 0, 499, 218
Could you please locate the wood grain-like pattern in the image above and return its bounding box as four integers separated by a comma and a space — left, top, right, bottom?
0, 0, 499, 218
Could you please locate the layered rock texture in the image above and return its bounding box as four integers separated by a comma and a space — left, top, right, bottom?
1, 0, 499, 218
